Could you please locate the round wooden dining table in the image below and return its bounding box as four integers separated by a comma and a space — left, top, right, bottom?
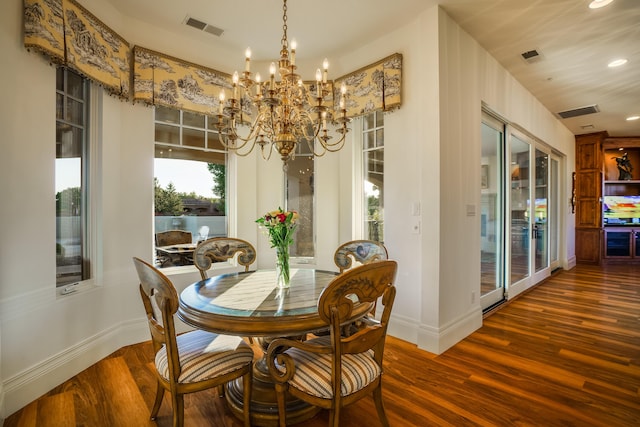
177, 268, 372, 426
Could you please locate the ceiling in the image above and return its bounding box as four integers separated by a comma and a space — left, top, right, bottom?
107, 0, 640, 137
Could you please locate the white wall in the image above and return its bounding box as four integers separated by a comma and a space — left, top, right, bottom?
0, 0, 575, 418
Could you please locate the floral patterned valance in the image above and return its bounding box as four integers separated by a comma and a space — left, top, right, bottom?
24, 0, 65, 63
24, 1, 401, 115
133, 46, 232, 117
335, 53, 402, 117
24, 0, 130, 98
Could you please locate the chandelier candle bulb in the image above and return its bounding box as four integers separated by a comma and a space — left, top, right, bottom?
316, 69, 322, 97
218, 90, 225, 114
232, 71, 239, 99
245, 47, 251, 72
290, 39, 296, 65
322, 58, 329, 83
270, 62, 276, 89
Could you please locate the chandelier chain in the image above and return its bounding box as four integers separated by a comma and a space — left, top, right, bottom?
281, 0, 288, 48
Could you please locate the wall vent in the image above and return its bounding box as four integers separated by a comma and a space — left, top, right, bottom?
184, 16, 224, 37
556, 105, 600, 119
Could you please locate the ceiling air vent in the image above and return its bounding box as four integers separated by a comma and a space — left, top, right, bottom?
556, 105, 600, 119
521, 49, 543, 63
184, 16, 224, 37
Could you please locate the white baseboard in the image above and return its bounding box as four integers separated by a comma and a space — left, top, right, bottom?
416, 307, 482, 354
1, 318, 149, 418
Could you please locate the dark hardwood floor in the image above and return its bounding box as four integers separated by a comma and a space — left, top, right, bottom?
4, 263, 639, 426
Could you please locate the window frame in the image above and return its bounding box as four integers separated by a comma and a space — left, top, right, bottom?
362, 111, 385, 243
153, 106, 232, 273
55, 67, 94, 292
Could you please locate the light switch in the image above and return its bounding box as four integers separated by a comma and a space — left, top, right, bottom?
466, 204, 476, 216
411, 201, 421, 216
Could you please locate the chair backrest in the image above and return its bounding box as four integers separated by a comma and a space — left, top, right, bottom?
318, 260, 397, 363
133, 257, 182, 383
193, 237, 257, 280
155, 230, 192, 247
333, 240, 388, 273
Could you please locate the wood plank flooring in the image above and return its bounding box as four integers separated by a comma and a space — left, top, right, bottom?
4, 263, 639, 426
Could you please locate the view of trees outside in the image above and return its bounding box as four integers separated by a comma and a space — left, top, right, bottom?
154, 163, 225, 216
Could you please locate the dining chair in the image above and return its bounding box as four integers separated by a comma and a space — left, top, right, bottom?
155, 230, 193, 266
329, 240, 389, 336
333, 239, 388, 273
133, 257, 254, 427
266, 260, 398, 427
193, 237, 257, 280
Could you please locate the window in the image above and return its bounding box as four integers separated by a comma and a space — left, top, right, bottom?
154, 106, 227, 268
285, 142, 315, 262
56, 67, 90, 287
363, 111, 384, 242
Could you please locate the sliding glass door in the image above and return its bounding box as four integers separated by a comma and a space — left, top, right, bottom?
509, 133, 531, 286
480, 115, 505, 309
481, 112, 561, 309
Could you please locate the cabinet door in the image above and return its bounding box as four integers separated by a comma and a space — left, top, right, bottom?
576, 134, 602, 170
604, 230, 632, 258
576, 228, 601, 263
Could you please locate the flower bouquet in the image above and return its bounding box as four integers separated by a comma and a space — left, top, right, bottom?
256, 208, 299, 287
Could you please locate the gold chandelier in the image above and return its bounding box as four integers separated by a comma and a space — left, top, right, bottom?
214, 0, 350, 167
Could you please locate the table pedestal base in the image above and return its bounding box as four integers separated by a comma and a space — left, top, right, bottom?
226, 357, 319, 426
226, 338, 320, 426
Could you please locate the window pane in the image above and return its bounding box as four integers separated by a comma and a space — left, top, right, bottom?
363, 112, 384, 243
56, 93, 64, 120
56, 68, 87, 287
183, 111, 205, 128
286, 153, 314, 258
56, 67, 64, 91
66, 71, 84, 98
183, 128, 205, 148
364, 132, 375, 150
66, 98, 83, 124
155, 124, 180, 145
364, 114, 375, 130
156, 105, 180, 124
365, 150, 384, 241
207, 132, 225, 150
376, 129, 384, 147
375, 112, 384, 127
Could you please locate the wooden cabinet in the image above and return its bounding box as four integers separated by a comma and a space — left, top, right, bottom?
575, 132, 605, 264
576, 134, 640, 264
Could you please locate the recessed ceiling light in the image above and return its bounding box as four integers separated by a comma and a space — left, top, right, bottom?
608, 59, 628, 67
626, 116, 640, 121
589, 0, 614, 9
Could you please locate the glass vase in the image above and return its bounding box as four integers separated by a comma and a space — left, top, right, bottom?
276, 245, 291, 288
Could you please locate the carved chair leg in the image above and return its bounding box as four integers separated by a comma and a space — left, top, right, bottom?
373, 386, 390, 427
150, 380, 164, 420
172, 393, 185, 427
274, 383, 288, 427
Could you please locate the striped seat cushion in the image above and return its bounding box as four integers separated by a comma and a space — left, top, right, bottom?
281, 338, 381, 399
155, 330, 253, 384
